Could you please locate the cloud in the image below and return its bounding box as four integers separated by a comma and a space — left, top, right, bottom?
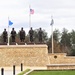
0, 0, 75, 37
30, 0, 75, 9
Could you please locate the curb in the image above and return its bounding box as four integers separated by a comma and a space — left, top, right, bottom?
24, 69, 34, 75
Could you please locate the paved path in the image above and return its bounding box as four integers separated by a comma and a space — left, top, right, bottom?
0, 70, 20, 75
0, 66, 47, 75
0, 67, 21, 75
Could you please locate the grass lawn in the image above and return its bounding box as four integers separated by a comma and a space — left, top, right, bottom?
28, 70, 75, 75
17, 69, 30, 75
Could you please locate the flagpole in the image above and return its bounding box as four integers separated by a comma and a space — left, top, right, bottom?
29, 5, 31, 42
29, 5, 31, 29
51, 24, 54, 53
51, 16, 54, 53
8, 17, 9, 46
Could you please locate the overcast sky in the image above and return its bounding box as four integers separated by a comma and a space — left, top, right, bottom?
0, 0, 75, 37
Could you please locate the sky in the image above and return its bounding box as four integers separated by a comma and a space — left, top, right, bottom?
0, 0, 75, 37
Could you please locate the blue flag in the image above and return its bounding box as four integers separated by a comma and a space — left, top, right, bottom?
9, 20, 13, 26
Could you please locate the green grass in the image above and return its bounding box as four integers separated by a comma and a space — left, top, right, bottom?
28, 70, 75, 75
17, 69, 30, 75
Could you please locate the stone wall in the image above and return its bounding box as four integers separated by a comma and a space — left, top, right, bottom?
1, 45, 75, 70
48, 53, 75, 64
0, 45, 48, 67
47, 53, 75, 70
47, 64, 75, 70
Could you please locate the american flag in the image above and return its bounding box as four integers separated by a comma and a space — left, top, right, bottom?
30, 9, 34, 14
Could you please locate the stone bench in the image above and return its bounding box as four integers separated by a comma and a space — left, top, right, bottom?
47, 64, 75, 70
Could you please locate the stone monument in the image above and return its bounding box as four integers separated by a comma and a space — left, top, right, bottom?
3, 29, 7, 43
29, 27, 34, 43
19, 27, 25, 42
38, 28, 43, 43
11, 28, 16, 45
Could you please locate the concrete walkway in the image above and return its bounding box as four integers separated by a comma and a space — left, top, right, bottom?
0, 66, 47, 75
0, 70, 20, 75
0, 67, 22, 75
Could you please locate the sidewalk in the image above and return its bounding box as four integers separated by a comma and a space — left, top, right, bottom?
0, 70, 20, 75
0, 66, 47, 70
0, 66, 47, 75
0, 67, 21, 75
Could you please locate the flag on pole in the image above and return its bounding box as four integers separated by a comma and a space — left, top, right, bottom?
30, 9, 34, 14
50, 19, 54, 25
9, 20, 13, 26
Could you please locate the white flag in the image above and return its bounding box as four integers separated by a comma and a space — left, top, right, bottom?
50, 19, 54, 25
